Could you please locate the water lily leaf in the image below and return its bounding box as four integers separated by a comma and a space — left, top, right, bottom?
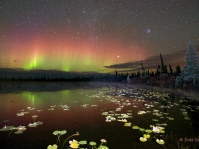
47, 144, 58, 149
110, 117, 116, 121
156, 139, 165, 145
184, 117, 190, 120
159, 130, 165, 133
60, 130, 67, 135
53, 131, 59, 135
168, 117, 174, 120
79, 140, 87, 145
124, 123, 131, 126
152, 119, 158, 121
145, 129, 152, 133
32, 115, 38, 118
153, 110, 159, 112
89, 141, 96, 146
139, 128, 145, 131
101, 112, 108, 115
15, 130, 23, 134
28, 123, 38, 127
109, 111, 114, 113
0, 126, 14, 131
132, 126, 139, 129
36, 121, 43, 125
139, 137, 147, 142
114, 114, 120, 116
156, 114, 163, 117
17, 112, 24, 116
143, 134, 150, 138
98, 145, 109, 149
108, 114, 114, 116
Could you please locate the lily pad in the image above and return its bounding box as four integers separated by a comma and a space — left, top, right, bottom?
184, 117, 190, 120
89, 141, 97, 146
168, 117, 174, 120
15, 130, 23, 134
101, 112, 108, 115
36, 121, 43, 125
124, 123, 131, 127
32, 115, 38, 118
145, 129, 152, 133
156, 139, 165, 145
110, 117, 116, 121
98, 145, 109, 149
139, 128, 145, 131
132, 126, 139, 129
143, 134, 150, 138
108, 114, 114, 116
47, 144, 58, 149
53, 130, 67, 135
0, 126, 14, 131
159, 129, 165, 133
139, 137, 147, 142
60, 130, 67, 135
28, 123, 38, 127
79, 140, 87, 145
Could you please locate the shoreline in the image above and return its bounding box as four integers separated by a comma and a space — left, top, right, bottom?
0, 81, 198, 101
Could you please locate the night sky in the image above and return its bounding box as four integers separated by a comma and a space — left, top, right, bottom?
0, 0, 199, 74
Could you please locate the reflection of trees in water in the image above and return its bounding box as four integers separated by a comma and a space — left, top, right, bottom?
182, 100, 199, 136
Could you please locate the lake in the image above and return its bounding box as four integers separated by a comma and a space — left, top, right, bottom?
0, 82, 198, 149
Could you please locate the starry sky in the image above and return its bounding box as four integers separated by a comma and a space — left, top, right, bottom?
0, 0, 199, 74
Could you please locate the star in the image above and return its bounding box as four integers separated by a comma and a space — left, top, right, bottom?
147, 29, 151, 34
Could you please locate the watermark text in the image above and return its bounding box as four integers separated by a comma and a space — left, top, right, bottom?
179, 138, 199, 143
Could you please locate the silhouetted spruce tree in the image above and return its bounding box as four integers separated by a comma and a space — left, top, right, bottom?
126, 73, 129, 77
160, 53, 166, 73
136, 71, 140, 77
150, 70, 155, 76
156, 68, 160, 76
169, 64, 173, 74
175, 65, 181, 74
164, 65, 168, 74
140, 63, 146, 77
147, 70, 150, 75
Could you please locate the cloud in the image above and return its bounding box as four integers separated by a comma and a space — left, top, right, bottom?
104, 45, 199, 72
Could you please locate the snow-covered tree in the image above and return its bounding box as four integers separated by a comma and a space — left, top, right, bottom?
175, 41, 199, 87
127, 75, 130, 83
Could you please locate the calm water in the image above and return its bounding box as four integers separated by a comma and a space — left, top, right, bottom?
0, 83, 198, 149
